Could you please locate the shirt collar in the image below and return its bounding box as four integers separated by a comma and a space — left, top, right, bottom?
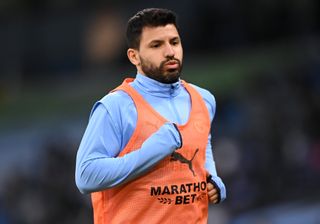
133, 73, 181, 98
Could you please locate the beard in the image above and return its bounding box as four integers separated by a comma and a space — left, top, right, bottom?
139, 56, 183, 84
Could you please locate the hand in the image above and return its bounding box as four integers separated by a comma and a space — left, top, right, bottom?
207, 182, 219, 204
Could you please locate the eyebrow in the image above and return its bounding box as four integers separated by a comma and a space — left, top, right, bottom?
149, 40, 163, 45
148, 36, 180, 45
171, 36, 180, 41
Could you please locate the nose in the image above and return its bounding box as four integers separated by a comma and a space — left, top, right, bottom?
164, 43, 175, 58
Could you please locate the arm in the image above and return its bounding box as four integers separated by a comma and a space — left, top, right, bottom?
205, 137, 227, 203
75, 103, 182, 194
195, 85, 226, 203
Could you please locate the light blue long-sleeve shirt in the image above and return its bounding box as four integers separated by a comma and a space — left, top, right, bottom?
75, 74, 226, 201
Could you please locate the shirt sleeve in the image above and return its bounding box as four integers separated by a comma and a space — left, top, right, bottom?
205, 134, 227, 202
75, 102, 181, 194
199, 87, 227, 202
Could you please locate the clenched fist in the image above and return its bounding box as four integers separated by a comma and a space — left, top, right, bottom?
207, 182, 220, 204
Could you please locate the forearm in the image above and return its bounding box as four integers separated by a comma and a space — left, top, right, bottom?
205, 141, 227, 202
75, 123, 181, 194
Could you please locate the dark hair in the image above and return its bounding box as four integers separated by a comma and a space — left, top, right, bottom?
126, 8, 178, 49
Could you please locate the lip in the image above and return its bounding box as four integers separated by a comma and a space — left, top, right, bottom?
165, 60, 178, 65
164, 60, 179, 69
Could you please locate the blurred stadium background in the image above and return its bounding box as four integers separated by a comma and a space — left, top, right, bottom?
0, 0, 320, 223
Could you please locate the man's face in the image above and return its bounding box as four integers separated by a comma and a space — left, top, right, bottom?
135, 24, 183, 83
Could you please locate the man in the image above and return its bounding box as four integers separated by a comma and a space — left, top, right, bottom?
75, 8, 226, 224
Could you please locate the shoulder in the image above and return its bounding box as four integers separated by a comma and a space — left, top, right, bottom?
188, 83, 216, 112
100, 90, 133, 107
91, 89, 135, 117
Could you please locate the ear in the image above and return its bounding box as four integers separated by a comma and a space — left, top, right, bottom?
127, 48, 140, 66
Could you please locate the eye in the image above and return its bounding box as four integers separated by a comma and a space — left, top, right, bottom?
149, 41, 162, 48
151, 43, 160, 48
171, 39, 180, 46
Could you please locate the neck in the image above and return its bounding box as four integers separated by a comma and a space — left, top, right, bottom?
132, 73, 181, 98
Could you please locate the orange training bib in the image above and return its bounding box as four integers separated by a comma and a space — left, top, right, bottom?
91, 78, 211, 224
